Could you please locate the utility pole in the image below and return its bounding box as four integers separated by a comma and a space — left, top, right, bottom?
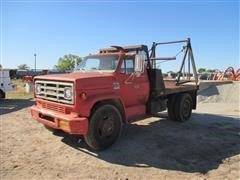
34, 53, 36, 72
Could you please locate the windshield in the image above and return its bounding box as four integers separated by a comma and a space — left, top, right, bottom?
76, 55, 119, 72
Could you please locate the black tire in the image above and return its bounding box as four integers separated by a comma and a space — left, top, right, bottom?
167, 95, 177, 121
84, 104, 122, 151
175, 93, 193, 122
0, 89, 6, 99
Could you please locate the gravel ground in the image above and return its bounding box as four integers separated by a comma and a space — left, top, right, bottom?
198, 82, 240, 104
0, 83, 240, 180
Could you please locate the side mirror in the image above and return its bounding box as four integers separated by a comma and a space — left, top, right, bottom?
134, 54, 146, 76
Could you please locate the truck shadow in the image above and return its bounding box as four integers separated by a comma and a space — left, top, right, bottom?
59, 113, 240, 174
0, 99, 34, 115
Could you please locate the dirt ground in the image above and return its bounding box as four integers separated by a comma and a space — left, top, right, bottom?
1, 83, 240, 180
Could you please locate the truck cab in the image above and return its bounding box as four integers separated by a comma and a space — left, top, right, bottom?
31, 39, 199, 150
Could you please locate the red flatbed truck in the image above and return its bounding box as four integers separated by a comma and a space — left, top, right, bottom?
31, 38, 199, 150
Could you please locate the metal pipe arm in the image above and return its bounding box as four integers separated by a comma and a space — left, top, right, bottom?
156, 38, 190, 45
150, 57, 176, 61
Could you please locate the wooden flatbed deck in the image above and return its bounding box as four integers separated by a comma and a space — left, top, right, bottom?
155, 80, 198, 97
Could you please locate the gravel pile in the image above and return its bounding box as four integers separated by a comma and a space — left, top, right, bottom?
197, 82, 240, 104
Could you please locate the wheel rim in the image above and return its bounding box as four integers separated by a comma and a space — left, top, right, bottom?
98, 112, 115, 139
182, 99, 191, 119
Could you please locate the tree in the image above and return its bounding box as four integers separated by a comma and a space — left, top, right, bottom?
55, 54, 82, 71
207, 69, 217, 73
198, 68, 206, 73
18, 64, 30, 70
0, 64, 2, 69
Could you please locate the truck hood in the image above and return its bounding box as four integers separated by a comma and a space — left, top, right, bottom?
34, 72, 114, 82
34, 72, 115, 90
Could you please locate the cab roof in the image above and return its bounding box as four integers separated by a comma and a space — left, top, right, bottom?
86, 52, 135, 58
99, 45, 148, 54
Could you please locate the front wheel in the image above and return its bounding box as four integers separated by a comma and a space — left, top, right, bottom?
84, 104, 122, 151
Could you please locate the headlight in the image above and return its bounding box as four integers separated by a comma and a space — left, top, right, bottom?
35, 84, 41, 94
64, 87, 73, 99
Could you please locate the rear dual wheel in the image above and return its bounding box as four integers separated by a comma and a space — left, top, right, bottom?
84, 104, 122, 151
168, 93, 193, 122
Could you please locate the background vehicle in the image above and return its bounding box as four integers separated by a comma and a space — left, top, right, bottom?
0, 70, 15, 98
31, 38, 199, 150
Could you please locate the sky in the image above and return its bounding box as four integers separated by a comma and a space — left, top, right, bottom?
0, 0, 239, 72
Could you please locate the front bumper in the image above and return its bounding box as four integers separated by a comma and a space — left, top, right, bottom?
31, 105, 88, 135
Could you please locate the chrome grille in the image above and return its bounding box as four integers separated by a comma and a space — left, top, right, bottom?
35, 80, 74, 104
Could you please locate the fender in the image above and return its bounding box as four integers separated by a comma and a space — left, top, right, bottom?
79, 92, 126, 119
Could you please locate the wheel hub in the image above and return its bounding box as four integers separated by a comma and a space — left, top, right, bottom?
182, 100, 191, 118
102, 120, 114, 136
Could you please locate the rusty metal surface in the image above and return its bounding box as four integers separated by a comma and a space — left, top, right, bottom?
99, 45, 147, 53
163, 80, 198, 95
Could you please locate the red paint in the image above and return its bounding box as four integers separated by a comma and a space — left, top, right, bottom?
31, 53, 150, 135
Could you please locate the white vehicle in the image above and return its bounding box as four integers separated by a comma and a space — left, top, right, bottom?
0, 70, 15, 98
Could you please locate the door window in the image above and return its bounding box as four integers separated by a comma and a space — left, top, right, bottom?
120, 58, 134, 74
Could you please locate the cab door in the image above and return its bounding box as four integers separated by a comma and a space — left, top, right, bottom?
118, 57, 149, 109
